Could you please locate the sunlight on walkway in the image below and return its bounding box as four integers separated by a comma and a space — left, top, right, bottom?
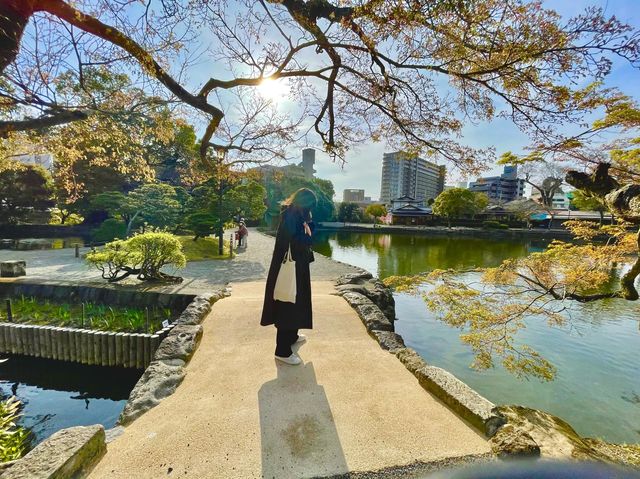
90, 281, 489, 478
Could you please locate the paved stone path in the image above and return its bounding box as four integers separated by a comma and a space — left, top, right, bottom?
90, 281, 489, 479
0, 229, 358, 294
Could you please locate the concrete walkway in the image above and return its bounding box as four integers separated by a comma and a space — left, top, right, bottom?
90, 281, 489, 479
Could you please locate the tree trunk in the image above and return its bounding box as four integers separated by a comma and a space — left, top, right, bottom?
126, 210, 141, 237
0, 1, 35, 73
619, 228, 640, 301
217, 181, 224, 256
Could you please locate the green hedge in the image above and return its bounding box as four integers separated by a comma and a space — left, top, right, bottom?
482, 220, 509, 230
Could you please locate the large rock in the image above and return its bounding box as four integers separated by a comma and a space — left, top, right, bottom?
154, 324, 203, 362
2, 425, 105, 479
370, 330, 405, 352
176, 292, 225, 325
335, 271, 373, 285
415, 365, 502, 436
341, 291, 372, 307
341, 291, 394, 331
336, 273, 396, 321
119, 359, 186, 425
0, 260, 26, 278
490, 423, 540, 458
393, 347, 502, 436
493, 405, 640, 466
395, 347, 428, 374
353, 303, 394, 332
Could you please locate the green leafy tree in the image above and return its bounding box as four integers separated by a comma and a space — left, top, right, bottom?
125, 184, 182, 234
337, 202, 362, 224
91, 218, 126, 243
90, 185, 183, 236
89, 191, 128, 219
570, 189, 609, 225
505, 199, 543, 228
186, 178, 266, 244
5, 69, 204, 217
48, 208, 83, 225
432, 189, 488, 227
261, 169, 336, 227
365, 204, 387, 224
0, 163, 53, 224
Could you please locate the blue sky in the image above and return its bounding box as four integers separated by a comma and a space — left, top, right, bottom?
305, 0, 640, 201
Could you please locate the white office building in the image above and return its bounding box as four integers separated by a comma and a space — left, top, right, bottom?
379, 152, 446, 206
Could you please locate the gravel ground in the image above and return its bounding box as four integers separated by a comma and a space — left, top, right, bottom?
0, 228, 359, 294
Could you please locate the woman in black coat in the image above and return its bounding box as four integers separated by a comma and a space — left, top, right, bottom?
261, 188, 317, 365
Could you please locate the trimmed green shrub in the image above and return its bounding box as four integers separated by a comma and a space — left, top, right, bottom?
86, 232, 186, 283
482, 220, 509, 230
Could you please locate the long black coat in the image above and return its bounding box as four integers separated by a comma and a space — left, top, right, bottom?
260, 207, 315, 330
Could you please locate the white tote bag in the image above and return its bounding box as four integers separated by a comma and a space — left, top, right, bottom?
273, 246, 297, 303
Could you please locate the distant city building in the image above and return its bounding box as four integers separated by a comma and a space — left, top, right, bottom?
530, 181, 571, 209
11, 153, 54, 171
250, 163, 304, 181
343, 189, 365, 203
444, 181, 468, 191
299, 148, 316, 179
468, 165, 525, 202
379, 152, 446, 206
250, 148, 316, 183
342, 189, 376, 209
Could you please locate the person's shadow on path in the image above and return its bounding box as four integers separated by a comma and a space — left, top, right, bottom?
258, 360, 348, 479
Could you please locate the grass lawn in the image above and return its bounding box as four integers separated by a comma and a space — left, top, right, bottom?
178, 235, 234, 261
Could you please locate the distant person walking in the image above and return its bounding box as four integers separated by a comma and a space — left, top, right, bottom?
237, 221, 248, 247
261, 188, 317, 365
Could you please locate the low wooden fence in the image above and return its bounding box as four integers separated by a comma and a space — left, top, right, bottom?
0, 323, 174, 369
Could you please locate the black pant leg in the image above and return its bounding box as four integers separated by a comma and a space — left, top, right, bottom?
275, 329, 300, 356
275, 328, 294, 357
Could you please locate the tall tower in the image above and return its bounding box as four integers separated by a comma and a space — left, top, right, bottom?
300, 148, 316, 179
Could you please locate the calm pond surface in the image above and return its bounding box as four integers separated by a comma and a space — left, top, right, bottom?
313, 230, 640, 444
0, 356, 142, 446
0, 237, 86, 250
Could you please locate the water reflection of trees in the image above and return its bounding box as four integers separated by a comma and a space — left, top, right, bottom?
319, 232, 535, 278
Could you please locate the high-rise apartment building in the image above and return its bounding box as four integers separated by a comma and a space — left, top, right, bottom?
379, 152, 446, 206
468, 165, 525, 202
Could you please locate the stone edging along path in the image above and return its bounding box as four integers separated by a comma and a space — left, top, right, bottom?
0, 288, 230, 479
334, 271, 504, 439
118, 287, 230, 425
334, 270, 640, 466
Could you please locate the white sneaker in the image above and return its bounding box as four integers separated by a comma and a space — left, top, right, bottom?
295, 334, 307, 344
275, 353, 302, 365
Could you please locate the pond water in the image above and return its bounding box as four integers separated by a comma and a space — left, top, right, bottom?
0, 237, 86, 250
0, 356, 142, 446
312, 230, 640, 444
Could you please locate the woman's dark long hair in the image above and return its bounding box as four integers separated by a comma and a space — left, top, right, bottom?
281, 188, 317, 221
